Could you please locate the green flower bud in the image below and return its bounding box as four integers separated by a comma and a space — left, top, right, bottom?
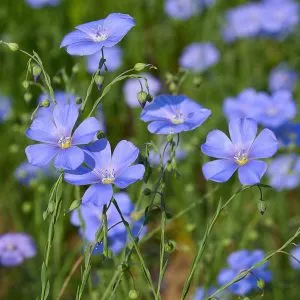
72, 64, 79, 74
193, 76, 202, 87
137, 91, 148, 107
257, 279, 265, 290
24, 92, 32, 103
165, 240, 176, 253
134, 63, 147, 72
95, 75, 104, 90
258, 200, 266, 215
32, 64, 42, 82
40, 99, 50, 107
6, 42, 19, 51
53, 76, 61, 84
22, 201, 32, 214
22, 81, 29, 89
128, 289, 139, 299
75, 97, 82, 105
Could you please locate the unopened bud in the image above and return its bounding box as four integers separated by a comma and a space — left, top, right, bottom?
95, 75, 104, 90
258, 200, 266, 215
257, 279, 265, 289
169, 82, 177, 93
137, 91, 148, 107
22, 81, 29, 89
40, 99, 50, 107
32, 64, 42, 82
134, 63, 147, 72
6, 42, 19, 51
24, 92, 32, 103
128, 289, 139, 299
165, 240, 176, 253
22, 202, 32, 214
72, 64, 79, 74
193, 76, 202, 87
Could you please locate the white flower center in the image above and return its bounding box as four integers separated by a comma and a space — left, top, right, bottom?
5, 243, 17, 251
58, 136, 72, 149
234, 151, 249, 166
93, 28, 109, 42
100, 168, 115, 184
171, 111, 184, 125
266, 106, 278, 117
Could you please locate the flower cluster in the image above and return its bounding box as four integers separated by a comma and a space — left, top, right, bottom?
223, 0, 299, 42
0, 233, 36, 266
217, 250, 272, 296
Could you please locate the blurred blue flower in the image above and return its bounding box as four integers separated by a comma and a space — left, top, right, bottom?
201, 118, 278, 185
148, 142, 187, 166
273, 122, 300, 147
179, 42, 220, 73
218, 250, 272, 296
268, 64, 298, 92
164, 0, 202, 20
141, 94, 211, 134
65, 139, 145, 207
60, 13, 135, 56
26, 104, 101, 170
25, 0, 60, 8
267, 154, 300, 190
0, 233, 36, 266
71, 193, 145, 254
194, 286, 229, 300
290, 246, 300, 270
123, 73, 161, 108
86, 46, 123, 74
0, 96, 11, 123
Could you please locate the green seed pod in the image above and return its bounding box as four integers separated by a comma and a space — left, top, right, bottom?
40, 99, 50, 107
134, 63, 147, 72
22, 81, 29, 89
137, 91, 148, 107
6, 42, 19, 51
128, 289, 139, 299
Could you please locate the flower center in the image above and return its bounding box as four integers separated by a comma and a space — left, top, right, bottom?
93, 29, 109, 42
100, 168, 115, 184
266, 106, 278, 117
234, 152, 249, 166
5, 243, 17, 251
171, 112, 184, 125
58, 137, 72, 149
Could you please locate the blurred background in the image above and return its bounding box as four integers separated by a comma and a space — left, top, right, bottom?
0, 0, 300, 299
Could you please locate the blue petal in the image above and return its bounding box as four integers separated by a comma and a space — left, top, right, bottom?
60, 30, 91, 47
111, 140, 139, 173
75, 20, 105, 34
82, 183, 113, 206
249, 129, 278, 159
85, 139, 111, 169
53, 104, 79, 137
115, 164, 145, 188
64, 166, 99, 186
0, 251, 23, 266
202, 159, 238, 182
66, 41, 104, 56
229, 118, 258, 149
113, 192, 134, 215
184, 108, 211, 130
72, 117, 101, 145
147, 120, 185, 134
25, 144, 58, 166
54, 146, 84, 170
201, 130, 233, 159
238, 160, 267, 185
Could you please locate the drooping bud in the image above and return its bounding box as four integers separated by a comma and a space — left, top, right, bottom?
32, 64, 42, 82
134, 63, 147, 72
6, 42, 19, 51
95, 74, 104, 90
137, 91, 148, 108
258, 200, 266, 215
22, 81, 29, 89
128, 289, 139, 299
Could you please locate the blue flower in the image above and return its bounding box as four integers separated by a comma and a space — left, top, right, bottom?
268, 64, 298, 92
26, 104, 101, 170
179, 42, 220, 73
0, 233, 36, 267
64, 139, 145, 206
141, 95, 211, 134
290, 246, 300, 270
267, 154, 300, 190
201, 118, 278, 185
194, 286, 229, 300
71, 193, 145, 254
25, 0, 60, 8
218, 250, 272, 296
0, 96, 11, 123
123, 73, 161, 108
164, 0, 202, 20
273, 122, 300, 147
60, 13, 135, 56
86, 46, 123, 74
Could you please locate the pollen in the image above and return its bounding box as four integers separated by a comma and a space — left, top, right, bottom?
101, 177, 115, 184
171, 112, 184, 125
234, 153, 249, 166
58, 137, 72, 149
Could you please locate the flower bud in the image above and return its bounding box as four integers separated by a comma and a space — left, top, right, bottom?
32, 64, 42, 82
137, 91, 148, 108
6, 42, 19, 51
72, 64, 79, 74
169, 82, 177, 93
193, 76, 202, 88
165, 240, 176, 253
22, 81, 29, 89
22, 202, 32, 214
95, 74, 104, 90
134, 63, 147, 72
75, 97, 82, 105
24, 92, 32, 103
97, 131, 106, 139
40, 99, 50, 107
258, 200, 266, 215
128, 289, 139, 299
257, 279, 265, 289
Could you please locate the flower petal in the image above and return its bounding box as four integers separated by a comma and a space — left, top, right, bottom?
75, 20, 105, 34
249, 129, 278, 159
201, 130, 233, 159
60, 30, 91, 47
72, 117, 101, 145
184, 108, 211, 130
111, 140, 139, 173
0, 251, 23, 266
147, 120, 184, 134
238, 160, 267, 185
54, 146, 84, 170
115, 164, 145, 188
85, 139, 111, 169
66, 42, 104, 56
202, 159, 238, 182
64, 166, 99, 185
229, 118, 258, 149
25, 144, 58, 166
82, 183, 113, 206
53, 104, 79, 137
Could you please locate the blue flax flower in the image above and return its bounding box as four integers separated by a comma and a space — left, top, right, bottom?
26, 104, 101, 170
141, 94, 211, 134
0, 96, 11, 123
267, 154, 300, 190
164, 0, 202, 20
123, 73, 161, 108
218, 250, 272, 296
25, 0, 60, 8
194, 286, 228, 300
60, 13, 135, 56
86, 46, 123, 74
65, 139, 145, 206
179, 42, 220, 73
268, 64, 298, 92
273, 122, 300, 147
201, 118, 278, 185
290, 246, 300, 270
71, 193, 145, 254
0, 233, 36, 266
